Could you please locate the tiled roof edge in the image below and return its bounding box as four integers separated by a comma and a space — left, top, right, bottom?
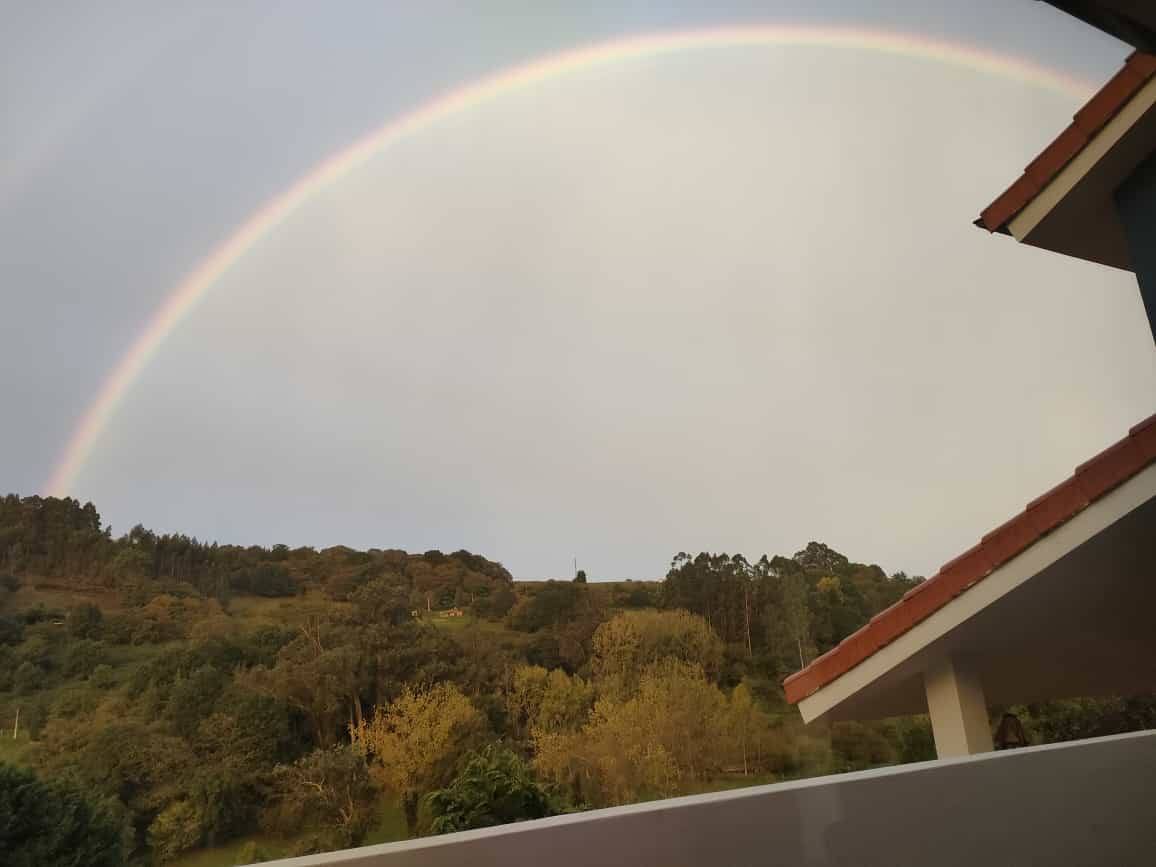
784, 410, 1156, 705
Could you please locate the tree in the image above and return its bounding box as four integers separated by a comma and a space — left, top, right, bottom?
773, 571, 814, 669
507, 581, 586, 632
13, 661, 42, 695
662, 553, 754, 647
728, 682, 758, 776
63, 638, 107, 678
0, 614, 24, 645
425, 744, 556, 834
147, 799, 204, 863
793, 542, 849, 574
165, 664, 228, 736
0, 762, 125, 867
506, 666, 593, 740
1016, 695, 1156, 744
240, 616, 360, 747
478, 584, 516, 620
591, 609, 723, 697
349, 579, 411, 626
263, 746, 376, 851
31, 720, 196, 859
89, 663, 116, 689
65, 603, 103, 639
534, 661, 732, 807
573, 569, 587, 584
350, 682, 486, 832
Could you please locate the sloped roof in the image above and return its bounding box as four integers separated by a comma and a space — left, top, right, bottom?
977, 51, 1156, 233
784, 411, 1156, 705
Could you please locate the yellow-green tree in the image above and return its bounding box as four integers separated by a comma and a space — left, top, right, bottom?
537, 668, 594, 733
507, 665, 594, 740
724, 681, 789, 777
350, 682, 485, 833
590, 610, 723, 699
533, 660, 730, 807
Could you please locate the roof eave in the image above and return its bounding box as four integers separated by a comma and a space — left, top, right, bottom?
975, 52, 1156, 239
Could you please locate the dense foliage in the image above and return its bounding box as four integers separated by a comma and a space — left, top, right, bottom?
425, 745, 556, 834
1, 495, 1151, 865
0, 762, 125, 867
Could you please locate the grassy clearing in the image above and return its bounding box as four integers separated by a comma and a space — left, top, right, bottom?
2, 583, 123, 614
682, 772, 780, 795
168, 834, 289, 867
0, 732, 33, 766
168, 801, 409, 866
362, 801, 408, 845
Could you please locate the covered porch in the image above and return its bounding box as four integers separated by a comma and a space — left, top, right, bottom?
785, 415, 1156, 756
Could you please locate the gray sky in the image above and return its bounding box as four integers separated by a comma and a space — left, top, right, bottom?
2, 1, 1153, 579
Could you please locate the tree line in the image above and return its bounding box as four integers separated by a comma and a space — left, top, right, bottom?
2, 495, 1152, 865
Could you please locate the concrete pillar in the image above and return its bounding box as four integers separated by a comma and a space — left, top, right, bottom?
924, 657, 993, 758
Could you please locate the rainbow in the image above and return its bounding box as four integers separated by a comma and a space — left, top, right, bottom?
44, 25, 1094, 497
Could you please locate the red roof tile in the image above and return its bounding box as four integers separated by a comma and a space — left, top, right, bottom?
977, 52, 1156, 233
783, 411, 1156, 705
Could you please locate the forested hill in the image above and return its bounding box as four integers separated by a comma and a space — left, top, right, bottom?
0, 495, 924, 675
0, 494, 516, 613
7, 494, 1147, 866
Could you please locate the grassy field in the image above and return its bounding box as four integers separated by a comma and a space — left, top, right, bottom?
167, 800, 409, 866
1, 582, 123, 614
169, 834, 287, 867
0, 732, 33, 766
362, 802, 408, 845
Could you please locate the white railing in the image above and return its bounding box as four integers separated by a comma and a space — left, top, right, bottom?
257, 729, 1156, 867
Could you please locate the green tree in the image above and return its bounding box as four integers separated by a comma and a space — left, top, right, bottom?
62, 638, 107, 678
425, 744, 556, 834
264, 746, 376, 851
89, 663, 116, 689
65, 603, 104, 639
479, 584, 516, 620
165, 664, 227, 736
240, 615, 360, 747
507, 581, 585, 633
0, 762, 124, 867
0, 615, 25, 645
13, 661, 42, 695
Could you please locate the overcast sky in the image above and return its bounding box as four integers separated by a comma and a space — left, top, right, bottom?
2, 1, 1153, 580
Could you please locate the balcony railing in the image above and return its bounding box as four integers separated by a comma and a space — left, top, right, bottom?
257, 729, 1156, 866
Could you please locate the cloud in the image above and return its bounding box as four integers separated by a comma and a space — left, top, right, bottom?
77, 46, 1156, 578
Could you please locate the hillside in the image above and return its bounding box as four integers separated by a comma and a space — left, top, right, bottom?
2, 494, 1152, 866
